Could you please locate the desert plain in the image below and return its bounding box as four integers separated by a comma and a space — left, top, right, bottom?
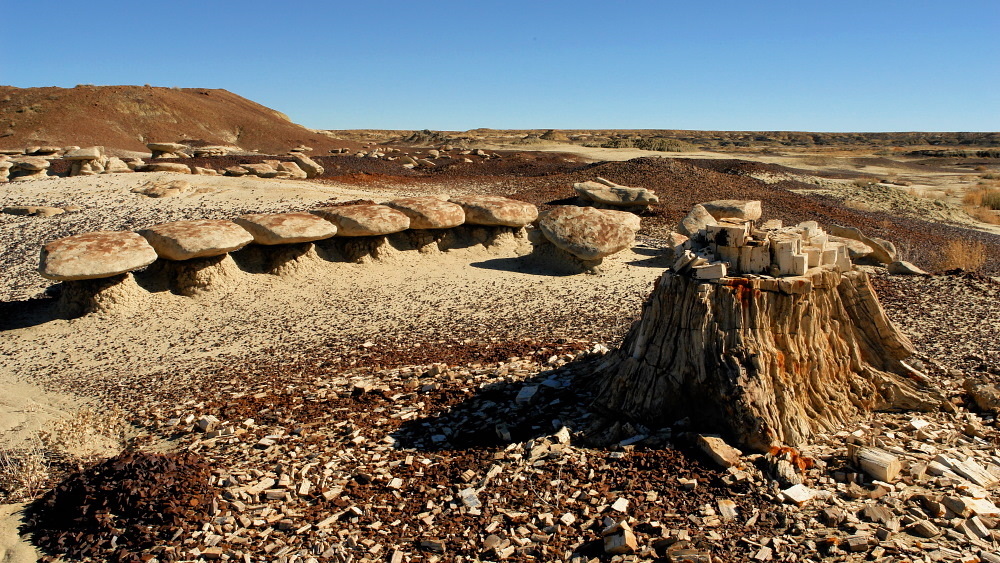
2, 86, 1000, 562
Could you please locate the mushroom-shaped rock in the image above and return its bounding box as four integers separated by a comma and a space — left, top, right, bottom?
701, 200, 762, 221
538, 206, 637, 261
384, 197, 466, 229
146, 142, 187, 153
234, 213, 338, 245
139, 219, 254, 260
573, 178, 659, 207
12, 157, 50, 171
311, 204, 411, 236
63, 146, 105, 160
39, 231, 158, 281
449, 196, 538, 227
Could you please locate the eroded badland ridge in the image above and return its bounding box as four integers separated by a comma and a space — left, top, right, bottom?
2, 85, 1000, 562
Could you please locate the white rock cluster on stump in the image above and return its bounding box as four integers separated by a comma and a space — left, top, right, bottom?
594, 201, 943, 451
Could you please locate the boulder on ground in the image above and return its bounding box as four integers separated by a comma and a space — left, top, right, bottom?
131, 180, 191, 198
139, 220, 254, 260
191, 167, 218, 176
234, 213, 337, 245
449, 196, 538, 227
573, 178, 658, 207
311, 205, 410, 236
3, 205, 65, 217
224, 166, 248, 177
104, 157, 132, 173
538, 206, 637, 261
888, 260, 928, 275
276, 162, 308, 180
39, 231, 158, 281
240, 163, 278, 178
63, 146, 104, 160
678, 204, 718, 237
292, 154, 324, 178
143, 162, 191, 174
384, 197, 466, 229
701, 200, 762, 221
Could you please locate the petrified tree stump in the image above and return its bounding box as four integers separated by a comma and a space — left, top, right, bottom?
593, 268, 943, 451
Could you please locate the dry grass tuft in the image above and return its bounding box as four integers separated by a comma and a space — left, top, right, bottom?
935, 240, 987, 271
0, 437, 50, 502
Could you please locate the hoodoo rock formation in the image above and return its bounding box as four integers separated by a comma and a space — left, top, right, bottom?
594, 202, 944, 451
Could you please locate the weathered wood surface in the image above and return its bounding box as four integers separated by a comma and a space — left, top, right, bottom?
593, 269, 943, 451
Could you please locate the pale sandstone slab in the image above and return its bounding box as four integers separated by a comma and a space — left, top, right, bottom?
573, 178, 658, 207
311, 204, 410, 236
538, 206, 636, 261
449, 196, 538, 227
384, 197, 466, 229
39, 231, 158, 281
143, 162, 191, 174
702, 200, 762, 221
678, 203, 718, 237
234, 213, 337, 245
139, 219, 253, 260
63, 146, 104, 160
146, 142, 186, 153
291, 154, 324, 178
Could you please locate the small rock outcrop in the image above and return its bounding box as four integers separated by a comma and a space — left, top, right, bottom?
147, 142, 189, 159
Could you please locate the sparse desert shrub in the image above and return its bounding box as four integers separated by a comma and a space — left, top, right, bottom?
600, 137, 696, 152
0, 437, 50, 502
851, 177, 880, 188
983, 173, 1000, 180
935, 239, 987, 271
41, 406, 129, 463
963, 187, 1000, 210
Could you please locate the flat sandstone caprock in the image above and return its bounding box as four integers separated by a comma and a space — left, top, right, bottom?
39, 231, 158, 281
234, 213, 337, 245
384, 197, 466, 229
139, 219, 254, 260
311, 204, 411, 236
449, 196, 538, 227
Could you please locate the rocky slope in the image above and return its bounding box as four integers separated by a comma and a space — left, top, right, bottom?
0, 85, 356, 155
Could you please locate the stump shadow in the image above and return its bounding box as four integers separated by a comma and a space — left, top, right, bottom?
389, 354, 644, 452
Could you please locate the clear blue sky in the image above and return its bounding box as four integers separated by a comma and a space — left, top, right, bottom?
2, 1, 997, 132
